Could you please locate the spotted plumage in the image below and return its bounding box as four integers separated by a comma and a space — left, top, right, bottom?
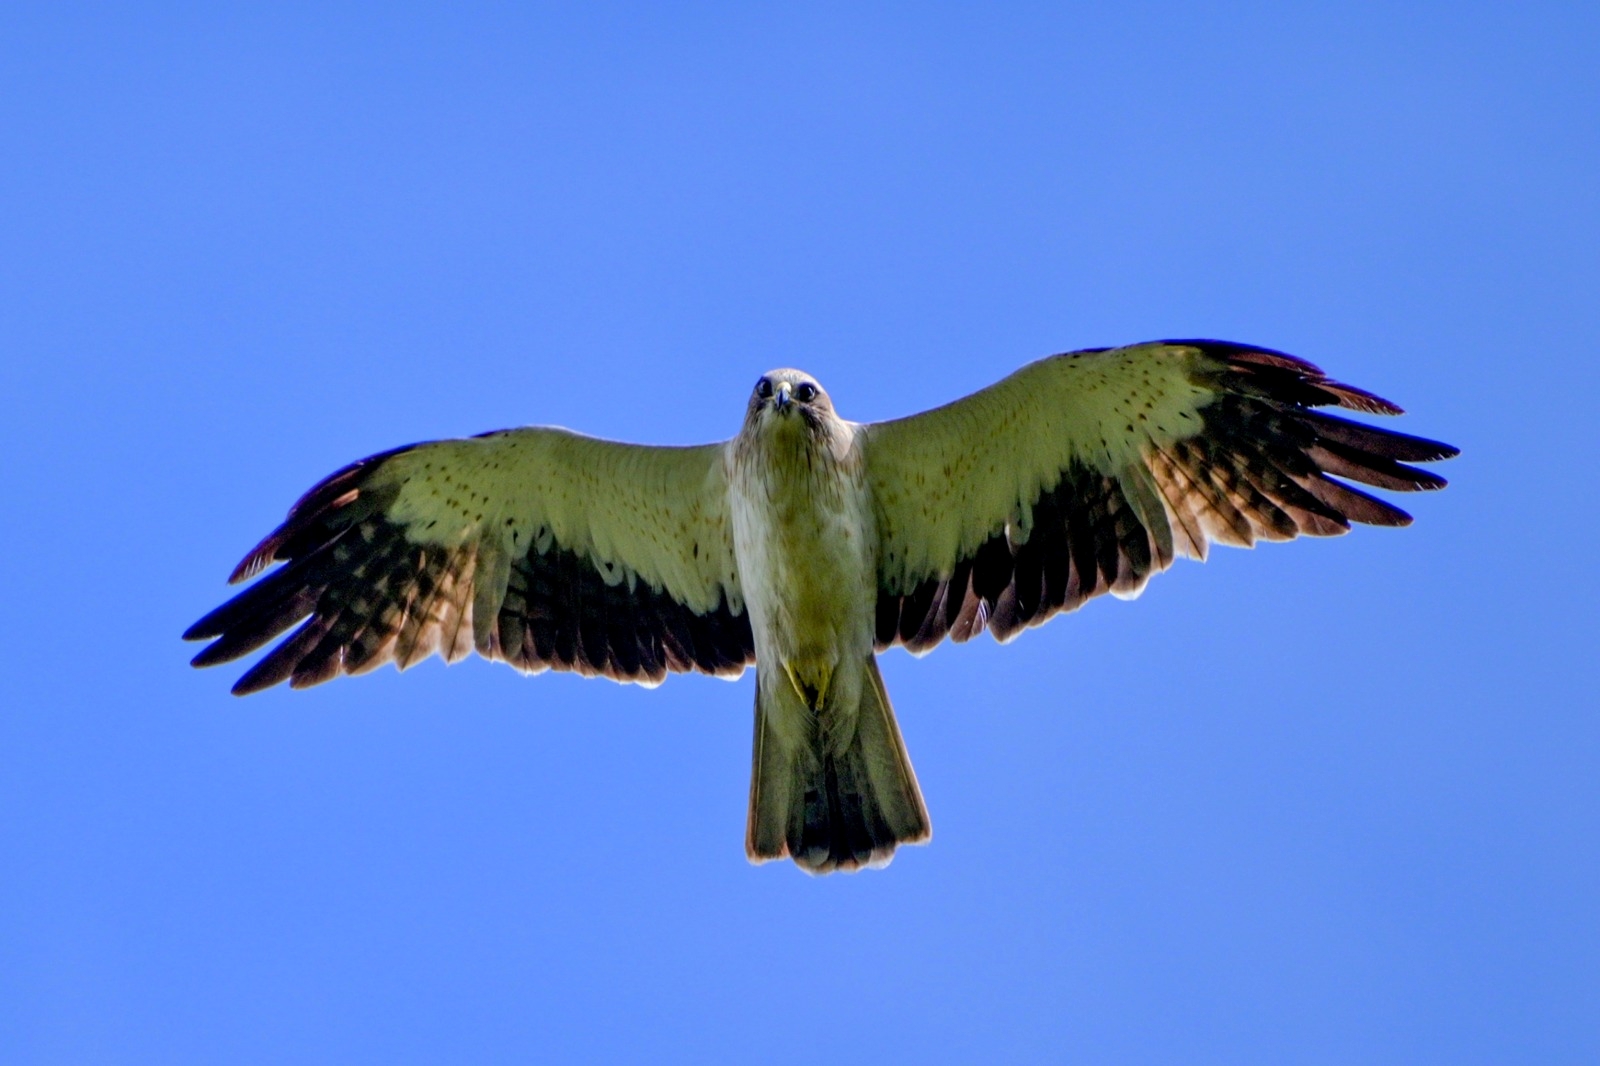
186, 339, 1456, 872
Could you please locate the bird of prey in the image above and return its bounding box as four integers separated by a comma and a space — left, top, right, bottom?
186, 340, 1455, 873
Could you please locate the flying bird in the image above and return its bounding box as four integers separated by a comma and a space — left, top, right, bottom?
186, 340, 1456, 873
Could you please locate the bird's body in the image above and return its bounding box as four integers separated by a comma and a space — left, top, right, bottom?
729, 371, 928, 869
187, 340, 1456, 873
729, 374, 873, 724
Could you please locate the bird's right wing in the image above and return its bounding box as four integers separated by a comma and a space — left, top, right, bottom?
860, 340, 1457, 652
185, 428, 753, 694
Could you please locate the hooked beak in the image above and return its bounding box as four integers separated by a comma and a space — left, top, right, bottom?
773, 381, 792, 410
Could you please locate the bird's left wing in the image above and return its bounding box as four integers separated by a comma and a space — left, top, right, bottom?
861, 340, 1457, 652
185, 428, 753, 694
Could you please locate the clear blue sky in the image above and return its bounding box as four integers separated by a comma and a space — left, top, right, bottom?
2, 4, 1595, 1063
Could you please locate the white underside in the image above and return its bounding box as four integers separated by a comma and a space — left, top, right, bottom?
726, 415, 877, 752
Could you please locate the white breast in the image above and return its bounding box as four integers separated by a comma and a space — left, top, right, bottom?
726, 424, 876, 672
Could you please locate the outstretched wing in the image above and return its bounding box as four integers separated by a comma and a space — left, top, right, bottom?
863, 340, 1457, 652
185, 429, 752, 694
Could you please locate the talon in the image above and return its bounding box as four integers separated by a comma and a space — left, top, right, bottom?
783, 661, 833, 712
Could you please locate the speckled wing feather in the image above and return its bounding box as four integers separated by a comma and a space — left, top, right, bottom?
863, 340, 1457, 652
185, 429, 753, 694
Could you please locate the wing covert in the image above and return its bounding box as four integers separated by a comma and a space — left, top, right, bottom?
185, 429, 753, 693
862, 340, 1457, 653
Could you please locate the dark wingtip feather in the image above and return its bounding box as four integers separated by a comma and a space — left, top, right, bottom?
1175, 339, 1420, 417
227, 616, 334, 695
191, 641, 239, 669
231, 673, 276, 697
188, 582, 274, 640
1306, 443, 1450, 493
1300, 474, 1416, 527
182, 617, 215, 642
226, 488, 362, 585
1319, 382, 1404, 416
229, 534, 287, 584
224, 444, 419, 585
1163, 339, 1324, 377
1303, 411, 1459, 463
185, 591, 262, 642
230, 666, 279, 696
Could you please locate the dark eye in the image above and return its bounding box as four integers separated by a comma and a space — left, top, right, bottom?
756, 378, 773, 399
795, 383, 818, 403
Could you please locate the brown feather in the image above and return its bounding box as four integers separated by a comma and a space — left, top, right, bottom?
874, 340, 1455, 655
189, 445, 754, 694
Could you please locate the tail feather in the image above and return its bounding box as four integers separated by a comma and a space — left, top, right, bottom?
746, 655, 930, 873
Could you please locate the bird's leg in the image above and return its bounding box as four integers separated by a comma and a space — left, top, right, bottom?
782, 658, 834, 714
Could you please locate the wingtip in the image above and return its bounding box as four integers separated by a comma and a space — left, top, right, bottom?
1166, 338, 1326, 377
230, 671, 275, 697
228, 650, 297, 695
1323, 383, 1405, 416
227, 538, 280, 584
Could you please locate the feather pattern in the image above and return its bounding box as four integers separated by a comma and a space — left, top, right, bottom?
185, 339, 1454, 874
186, 430, 753, 694
865, 340, 1457, 652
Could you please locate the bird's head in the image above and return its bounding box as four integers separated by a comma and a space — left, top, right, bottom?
744, 369, 836, 435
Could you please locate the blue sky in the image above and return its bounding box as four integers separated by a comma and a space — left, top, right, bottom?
2, 4, 1595, 1063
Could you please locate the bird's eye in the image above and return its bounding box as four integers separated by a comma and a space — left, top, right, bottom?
795, 383, 818, 403
756, 379, 773, 399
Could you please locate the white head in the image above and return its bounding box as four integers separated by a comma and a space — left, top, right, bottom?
742, 368, 838, 436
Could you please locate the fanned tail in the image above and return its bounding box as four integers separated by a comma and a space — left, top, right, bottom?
746, 656, 930, 873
